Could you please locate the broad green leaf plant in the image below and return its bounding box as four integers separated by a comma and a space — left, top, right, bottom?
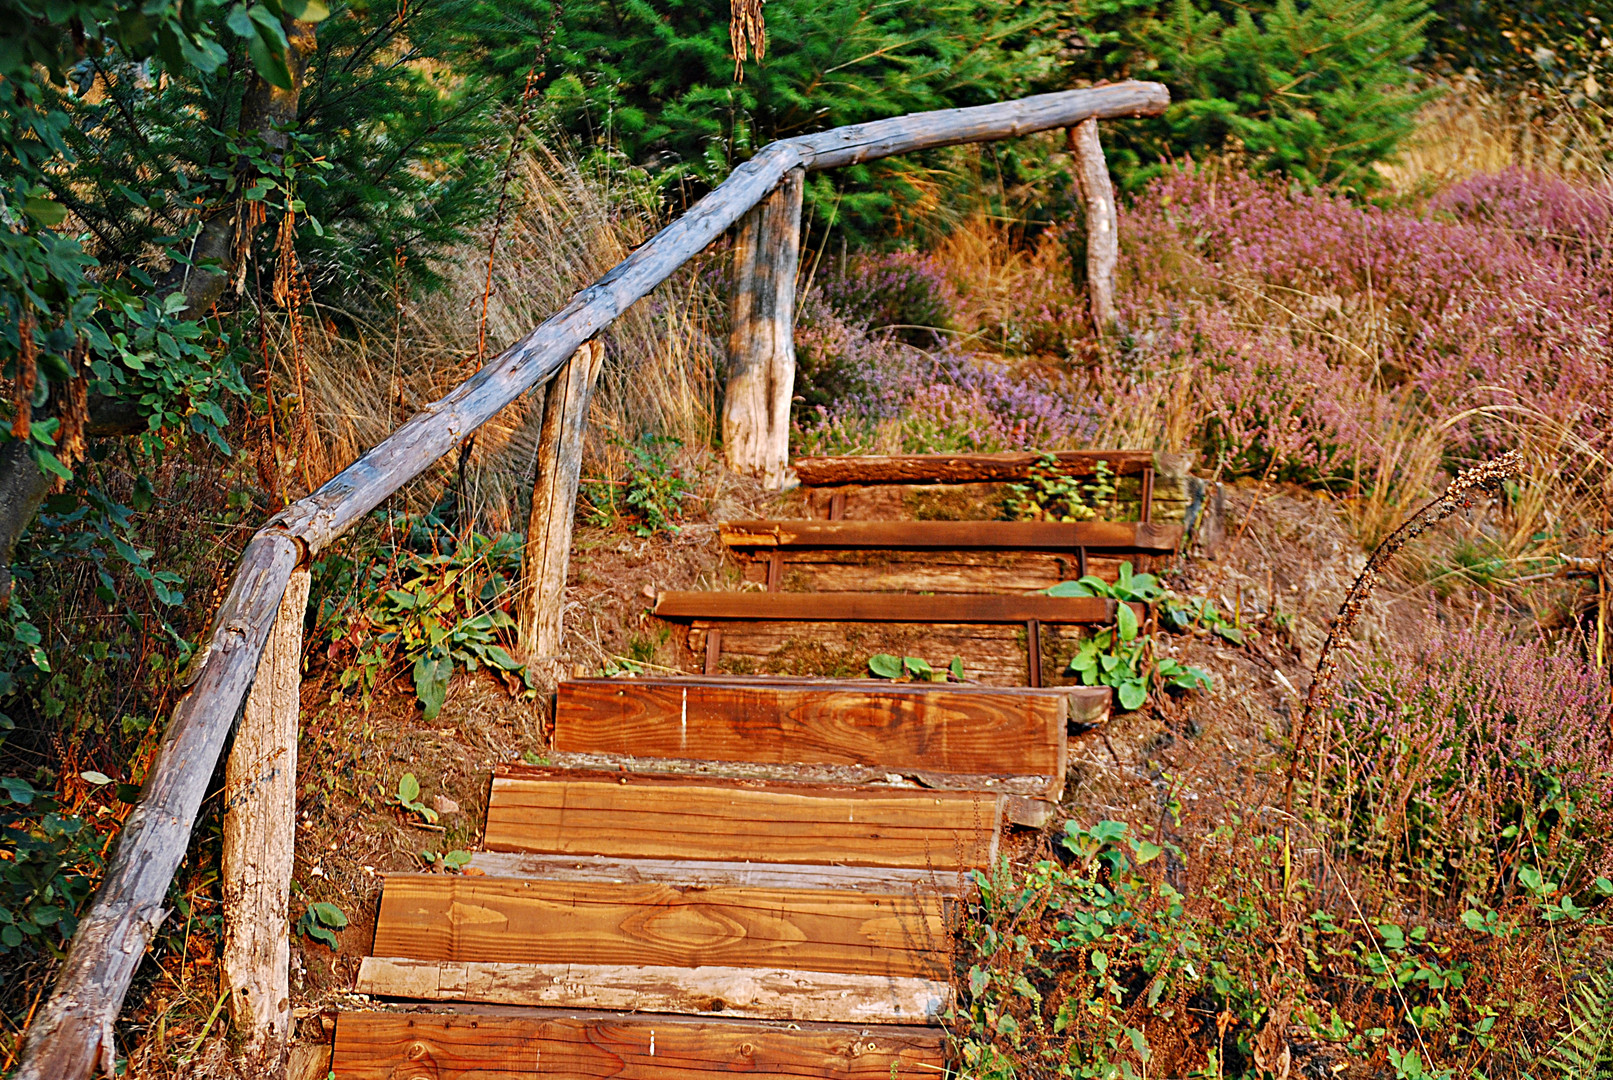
1048, 562, 1215, 712
312, 520, 535, 721
868, 654, 966, 682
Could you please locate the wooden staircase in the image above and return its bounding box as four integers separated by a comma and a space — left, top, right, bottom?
329, 676, 1108, 1077
329, 451, 1200, 1077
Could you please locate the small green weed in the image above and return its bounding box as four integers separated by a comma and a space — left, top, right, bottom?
868, 654, 964, 682
296, 901, 348, 950
1048, 563, 1214, 711
581, 433, 692, 536
1005, 455, 1117, 523
312, 517, 534, 721
421, 849, 473, 872
391, 772, 437, 825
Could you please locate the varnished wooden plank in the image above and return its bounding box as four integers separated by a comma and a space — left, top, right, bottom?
372, 875, 948, 979
355, 957, 950, 1024
553, 679, 1067, 778
719, 519, 1181, 552
654, 590, 1127, 625
792, 450, 1156, 486
330, 1005, 947, 1079
482, 769, 1001, 869
465, 852, 971, 897
794, 474, 1195, 524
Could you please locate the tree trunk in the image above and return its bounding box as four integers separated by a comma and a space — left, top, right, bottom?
517, 340, 606, 666
221, 567, 310, 1074
168, 19, 320, 319
722, 166, 804, 489
0, 439, 51, 606
0, 20, 318, 602
1069, 119, 1118, 336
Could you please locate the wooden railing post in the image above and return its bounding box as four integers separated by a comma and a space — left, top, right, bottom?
1069, 118, 1119, 336
518, 339, 606, 666
220, 565, 310, 1073
723, 165, 805, 489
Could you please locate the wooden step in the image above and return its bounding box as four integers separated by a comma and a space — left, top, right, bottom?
654, 590, 1136, 624
355, 957, 949, 1024
331, 1005, 946, 1079
484, 766, 1002, 869
738, 546, 1139, 595
463, 851, 971, 896
687, 619, 1097, 689
553, 677, 1087, 780
793, 450, 1156, 485
720, 519, 1181, 552
372, 873, 948, 978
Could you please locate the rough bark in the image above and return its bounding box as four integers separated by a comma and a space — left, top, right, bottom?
516, 340, 605, 663
13, 81, 1170, 1080
723, 166, 803, 488
0, 439, 51, 606
221, 567, 311, 1073
1069, 118, 1118, 335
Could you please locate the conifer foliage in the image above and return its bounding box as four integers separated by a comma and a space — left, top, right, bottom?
1065, 0, 1434, 189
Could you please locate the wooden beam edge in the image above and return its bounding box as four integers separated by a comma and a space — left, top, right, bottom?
354, 956, 952, 1026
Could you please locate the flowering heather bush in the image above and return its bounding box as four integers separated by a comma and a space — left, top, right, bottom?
793, 302, 1101, 455
1329, 618, 1613, 900
1115, 167, 1613, 490
814, 250, 960, 343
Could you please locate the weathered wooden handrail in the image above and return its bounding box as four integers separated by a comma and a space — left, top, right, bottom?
13, 80, 1168, 1079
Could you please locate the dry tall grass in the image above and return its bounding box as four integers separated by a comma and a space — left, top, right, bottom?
266, 143, 724, 532
1381, 76, 1613, 191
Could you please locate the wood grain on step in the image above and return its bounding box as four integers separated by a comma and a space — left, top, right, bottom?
482, 770, 1001, 869
718, 519, 1181, 551
372, 875, 948, 978
354, 956, 950, 1023
653, 590, 1126, 625
331, 1005, 946, 1078
553, 679, 1065, 777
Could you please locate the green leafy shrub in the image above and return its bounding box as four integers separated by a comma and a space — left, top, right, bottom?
954, 820, 1200, 1078
1005, 455, 1117, 523
0, 778, 101, 957
582, 434, 692, 537
311, 517, 534, 721
1049, 563, 1213, 710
